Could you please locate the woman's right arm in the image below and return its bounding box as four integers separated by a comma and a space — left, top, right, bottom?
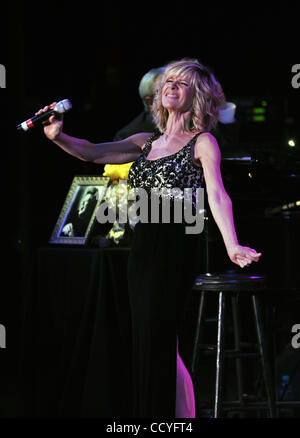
52, 131, 151, 164
37, 104, 151, 164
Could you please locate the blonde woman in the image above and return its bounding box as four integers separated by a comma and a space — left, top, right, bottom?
36, 58, 261, 418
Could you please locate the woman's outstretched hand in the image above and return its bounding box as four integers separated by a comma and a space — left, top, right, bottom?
226, 244, 262, 268
35, 102, 64, 141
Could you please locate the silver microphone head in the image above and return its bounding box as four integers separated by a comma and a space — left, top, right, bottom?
54, 99, 72, 113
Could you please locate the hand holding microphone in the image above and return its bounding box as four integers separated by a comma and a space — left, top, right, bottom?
17, 99, 72, 141
35, 101, 65, 141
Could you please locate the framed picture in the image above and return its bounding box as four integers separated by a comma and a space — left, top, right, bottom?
49, 175, 111, 245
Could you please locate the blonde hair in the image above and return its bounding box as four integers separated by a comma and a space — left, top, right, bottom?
152, 58, 224, 133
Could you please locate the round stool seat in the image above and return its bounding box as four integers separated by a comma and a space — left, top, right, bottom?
193, 271, 266, 292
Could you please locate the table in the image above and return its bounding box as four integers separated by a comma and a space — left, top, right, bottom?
17, 246, 133, 417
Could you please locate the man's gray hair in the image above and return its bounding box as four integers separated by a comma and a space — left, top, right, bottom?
138, 66, 165, 110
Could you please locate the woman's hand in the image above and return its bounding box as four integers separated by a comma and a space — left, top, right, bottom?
35, 102, 64, 141
226, 244, 262, 268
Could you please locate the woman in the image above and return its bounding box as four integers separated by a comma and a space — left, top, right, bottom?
36, 58, 261, 418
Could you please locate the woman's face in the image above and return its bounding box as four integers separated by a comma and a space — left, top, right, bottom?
161, 73, 194, 113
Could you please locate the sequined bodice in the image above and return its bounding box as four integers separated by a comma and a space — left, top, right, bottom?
128, 130, 204, 212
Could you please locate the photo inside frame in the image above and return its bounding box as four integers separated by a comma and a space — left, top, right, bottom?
49, 176, 112, 246
58, 185, 100, 238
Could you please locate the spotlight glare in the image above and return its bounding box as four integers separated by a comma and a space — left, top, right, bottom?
288, 139, 296, 147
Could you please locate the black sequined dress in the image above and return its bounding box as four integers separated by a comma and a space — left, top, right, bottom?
127, 130, 205, 417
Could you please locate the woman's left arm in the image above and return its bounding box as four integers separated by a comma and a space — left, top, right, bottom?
195, 133, 262, 268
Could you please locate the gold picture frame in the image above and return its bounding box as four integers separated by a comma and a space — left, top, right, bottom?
49, 175, 111, 245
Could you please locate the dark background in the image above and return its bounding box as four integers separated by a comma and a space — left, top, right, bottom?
1, 4, 300, 417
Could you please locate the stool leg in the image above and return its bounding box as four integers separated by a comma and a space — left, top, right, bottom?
252, 295, 276, 418
231, 294, 244, 413
214, 291, 225, 418
191, 292, 206, 374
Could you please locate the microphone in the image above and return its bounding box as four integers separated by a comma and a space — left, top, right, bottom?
17, 99, 72, 131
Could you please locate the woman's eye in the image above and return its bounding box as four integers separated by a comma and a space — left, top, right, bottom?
165, 79, 188, 86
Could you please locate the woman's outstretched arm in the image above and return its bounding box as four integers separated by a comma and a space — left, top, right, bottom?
195, 132, 262, 268
36, 103, 152, 164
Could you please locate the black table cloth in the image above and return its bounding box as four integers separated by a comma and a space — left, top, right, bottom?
17, 246, 132, 417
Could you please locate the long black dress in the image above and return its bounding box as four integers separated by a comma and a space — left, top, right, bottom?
127, 130, 205, 417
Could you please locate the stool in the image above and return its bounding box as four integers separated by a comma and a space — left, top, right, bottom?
191, 271, 276, 418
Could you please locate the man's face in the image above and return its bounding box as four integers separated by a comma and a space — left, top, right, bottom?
78, 193, 92, 217
145, 75, 162, 111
